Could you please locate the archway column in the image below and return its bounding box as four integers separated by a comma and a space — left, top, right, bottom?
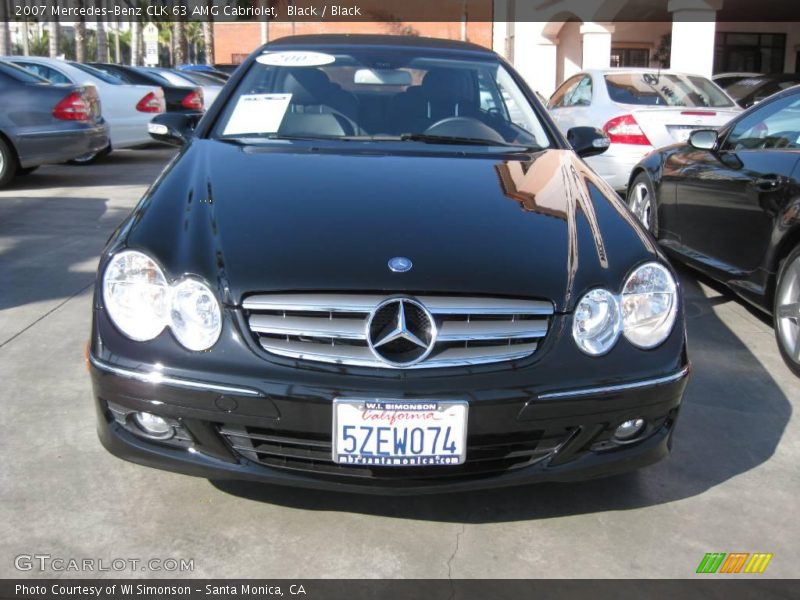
580, 22, 615, 70
512, 22, 559, 96
668, 0, 723, 77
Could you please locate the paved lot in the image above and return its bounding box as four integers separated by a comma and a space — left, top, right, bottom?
0, 148, 797, 579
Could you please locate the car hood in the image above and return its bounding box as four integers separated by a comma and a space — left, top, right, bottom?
123, 140, 659, 313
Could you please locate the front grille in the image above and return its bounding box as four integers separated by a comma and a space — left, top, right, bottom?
219, 425, 573, 481
241, 293, 553, 369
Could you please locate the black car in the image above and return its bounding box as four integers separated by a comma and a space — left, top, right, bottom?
88, 63, 205, 113
0, 60, 108, 186
726, 74, 800, 108
89, 35, 689, 494
627, 85, 800, 374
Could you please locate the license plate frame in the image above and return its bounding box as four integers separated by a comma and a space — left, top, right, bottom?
332, 398, 469, 467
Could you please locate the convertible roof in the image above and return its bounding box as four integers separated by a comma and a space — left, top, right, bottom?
263, 34, 495, 56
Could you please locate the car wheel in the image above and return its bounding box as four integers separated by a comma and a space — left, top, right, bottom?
0, 137, 18, 187
17, 166, 39, 176
67, 150, 102, 165
627, 173, 658, 235
774, 245, 800, 376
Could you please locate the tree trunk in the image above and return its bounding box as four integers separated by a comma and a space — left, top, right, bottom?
48, 15, 59, 58
21, 19, 30, 56
0, 0, 8, 56
114, 20, 120, 63
202, 19, 214, 65
96, 9, 107, 62
130, 20, 140, 66
74, 4, 86, 63
173, 20, 186, 66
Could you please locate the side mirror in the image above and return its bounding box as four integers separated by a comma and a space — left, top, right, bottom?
567, 126, 610, 158
689, 129, 718, 150
148, 112, 201, 146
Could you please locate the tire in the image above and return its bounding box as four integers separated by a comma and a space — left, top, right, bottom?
67, 144, 111, 165
0, 137, 18, 187
773, 244, 800, 376
17, 166, 39, 176
627, 172, 658, 235
67, 150, 102, 165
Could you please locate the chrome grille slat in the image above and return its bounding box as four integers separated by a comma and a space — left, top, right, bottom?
249, 314, 367, 340
244, 293, 552, 369
437, 319, 547, 341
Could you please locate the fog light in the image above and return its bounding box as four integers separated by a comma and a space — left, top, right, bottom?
132, 412, 174, 439
614, 418, 646, 441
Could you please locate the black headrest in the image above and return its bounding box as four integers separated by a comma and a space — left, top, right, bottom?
421, 68, 473, 102
283, 68, 331, 105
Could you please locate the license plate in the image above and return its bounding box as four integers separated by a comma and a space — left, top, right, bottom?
332, 399, 468, 466
668, 125, 717, 142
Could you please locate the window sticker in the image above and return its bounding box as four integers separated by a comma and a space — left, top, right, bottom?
256, 51, 336, 67
222, 93, 292, 136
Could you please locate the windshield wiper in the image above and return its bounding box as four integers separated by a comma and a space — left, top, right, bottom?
399, 133, 541, 151
217, 133, 347, 143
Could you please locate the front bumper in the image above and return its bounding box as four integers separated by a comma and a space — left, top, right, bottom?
90, 352, 689, 495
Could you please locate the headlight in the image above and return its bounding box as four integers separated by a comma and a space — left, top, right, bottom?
102, 251, 222, 351
621, 262, 678, 349
169, 278, 222, 351
103, 250, 169, 341
572, 288, 622, 356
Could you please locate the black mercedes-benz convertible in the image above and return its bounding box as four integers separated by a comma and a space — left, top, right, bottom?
89, 35, 689, 494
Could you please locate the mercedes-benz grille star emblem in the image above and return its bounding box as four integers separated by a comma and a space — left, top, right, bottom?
367, 297, 437, 367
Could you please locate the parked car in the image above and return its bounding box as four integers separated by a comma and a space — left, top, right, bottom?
626, 85, 800, 373
712, 72, 761, 89
549, 69, 741, 191
177, 64, 230, 80
725, 74, 800, 108
137, 66, 222, 109
213, 63, 240, 75
0, 60, 108, 186
89, 35, 689, 494
88, 63, 204, 113
4, 56, 164, 162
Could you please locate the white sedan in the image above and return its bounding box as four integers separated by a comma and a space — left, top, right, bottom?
6, 56, 164, 161
548, 68, 741, 191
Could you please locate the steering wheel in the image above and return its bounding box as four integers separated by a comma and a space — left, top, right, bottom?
423, 117, 506, 143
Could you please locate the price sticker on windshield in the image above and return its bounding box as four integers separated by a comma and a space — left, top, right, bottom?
222, 93, 292, 136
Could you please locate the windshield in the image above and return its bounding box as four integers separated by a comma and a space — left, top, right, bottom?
211, 48, 551, 148
605, 72, 734, 108
727, 77, 800, 102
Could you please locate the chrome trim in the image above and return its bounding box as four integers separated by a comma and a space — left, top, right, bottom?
89, 354, 263, 397
259, 338, 537, 369
242, 293, 554, 315
538, 366, 690, 400
249, 314, 367, 340
437, 319, 548, 341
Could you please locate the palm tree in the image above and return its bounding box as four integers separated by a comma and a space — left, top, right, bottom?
96, 5, 108, 62
74, 1, 87, 62
48, 14, 60, 58
202, 21, 214, 65
20, 17, 30, 56
173, 20, 186, 66
130, 20, 141, 65
0, 0, 8, 56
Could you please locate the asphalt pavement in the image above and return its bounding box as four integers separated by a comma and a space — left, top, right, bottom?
0, 148, 796, 578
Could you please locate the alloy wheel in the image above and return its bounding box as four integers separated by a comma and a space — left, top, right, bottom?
776, 253, 800, 365
629, 181, 652, 231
